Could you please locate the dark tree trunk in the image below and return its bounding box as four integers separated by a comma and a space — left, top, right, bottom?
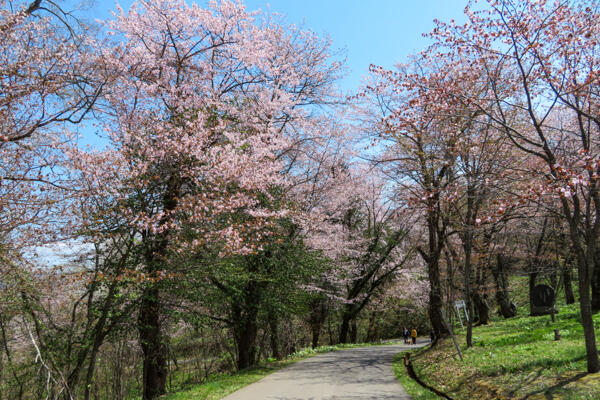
233, 279, 260, 370
577, 246, 600, 372
268, 314, 281, 360
421, 207, 449, 341
564, 202, 600, 373
550, 270, 558, 291
472, 292, 490, 325
529, 272, 538, 316
139, 175, 179, 399
564, 265, 576, 304
311, 324, 321, 349
460, 181, 479, 347
444, 249, 456, 327
366, 311, 378, 342
327, 316, 335, 345
492, 254, 516, 318
424, 250, 449, 341
139, 287, 167, 400
350, 320, 358, 343
592, 248, 600, 312
308, 296, 327, 348
463, 239, 473, 347
236, 318, 258, 370
83, 342, 101, 400
339, 312, 351, 344
428, 289, 448, 340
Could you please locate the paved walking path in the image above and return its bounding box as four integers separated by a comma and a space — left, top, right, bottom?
223, 341, 428, 400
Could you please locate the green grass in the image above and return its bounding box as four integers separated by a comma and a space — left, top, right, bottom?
406, 303, 600, 400
163, 364, 287, 400
163, 340, 401, 400
392, 351, 440, 400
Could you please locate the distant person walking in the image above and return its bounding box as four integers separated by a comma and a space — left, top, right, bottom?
411, 328, 417, 345
403, 327, 410, 344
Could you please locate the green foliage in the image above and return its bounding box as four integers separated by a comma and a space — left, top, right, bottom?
163, 366, 280, 400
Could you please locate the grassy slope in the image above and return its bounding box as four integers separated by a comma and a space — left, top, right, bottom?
396, 278, 600, 400
162, 342, 400, 400
163, 364, 289, 400
392, 351, 440, 400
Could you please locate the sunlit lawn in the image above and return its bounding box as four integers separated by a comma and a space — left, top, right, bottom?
400, 296, 600, 399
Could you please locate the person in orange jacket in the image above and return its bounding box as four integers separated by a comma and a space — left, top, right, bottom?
411, 328, 417, 345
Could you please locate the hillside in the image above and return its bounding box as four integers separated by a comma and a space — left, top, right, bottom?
400, 280, 600, 400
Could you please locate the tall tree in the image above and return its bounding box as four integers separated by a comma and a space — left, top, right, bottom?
361, 60, 462, 339
429, 0, 600, 372
77, 1, 343, 397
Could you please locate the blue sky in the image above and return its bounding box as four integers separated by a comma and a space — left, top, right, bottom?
81, 0, 468, 92
242, 0, 468, 92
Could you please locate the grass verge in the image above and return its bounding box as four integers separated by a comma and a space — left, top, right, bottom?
407, 303, 600, 400
163, 340, 400, 400
392, 350, 440, 400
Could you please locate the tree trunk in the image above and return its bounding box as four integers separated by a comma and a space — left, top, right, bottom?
350, 319, 358, 343
464, 238, 473, 347
529, 272, 538, 316
311, 324, 321, 349
428, 289, 449, 340
268, 314, 281, 360
578, 250, 600, 372
461, 181, 478, 347
83, 341, 101, 400
234, 278, 261, 370
492, 254, 516, 318
366, 311, 378, 342
308, 297, 327, 348
139, 175, 178, 399
592, 247, 600, 312
424, 241, 449, 340
472, 292, 490, 325
339, 312, 351, 344
423, 211, 449, 341
565, 203, 600, 373
444, 249, 456, 326
236, 320, 257, 370
564, 265, 575, 304
327, 316, 335, 345
139, 286, 167, 400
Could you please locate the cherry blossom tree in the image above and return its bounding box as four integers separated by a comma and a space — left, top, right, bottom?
359, 58, 464, 339
428, 0, 600, 372
0, 2, 107, 397
66, 1, 344, 397
0, 0, 101, 238
302, 164, 418, 343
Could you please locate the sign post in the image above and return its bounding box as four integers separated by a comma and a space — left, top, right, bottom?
454, 300, 469, 329
441, 308, 463, 361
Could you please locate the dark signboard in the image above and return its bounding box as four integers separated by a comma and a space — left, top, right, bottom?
532, 284, 555, 307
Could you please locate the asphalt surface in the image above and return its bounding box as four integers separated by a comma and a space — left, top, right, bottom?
223, 341, 428, 400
